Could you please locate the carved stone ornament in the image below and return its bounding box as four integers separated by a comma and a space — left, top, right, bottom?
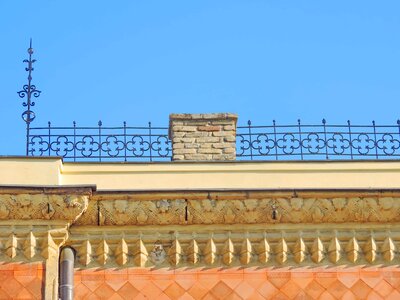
189, 196, 400, 224
150, 242, 166, 265
91, 199, 187, 226
0, 194, 89, 223
76, 194, 400, 226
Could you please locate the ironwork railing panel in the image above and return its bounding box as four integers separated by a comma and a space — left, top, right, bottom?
27, 120, 400, 161
28, 122, 171, 162
236, 120, 400, 160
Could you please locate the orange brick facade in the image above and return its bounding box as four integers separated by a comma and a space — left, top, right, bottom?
74, 266, 400, 299
0, 263, 44, 299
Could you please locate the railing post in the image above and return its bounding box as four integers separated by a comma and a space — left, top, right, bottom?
123, 121, 127, 162
298, 119, 303, 160
273, 120, 278, 160
149, 122, 153, 162
73, 121, 76, 162
397, 120, 400, 141
48, 121, 51, 156
373, 120, 378, 159
347, 120, 353, 159
26, 122, 30, 156
98, 120, 102, 162
322, 119, 328, 159
248, 120, 253, 160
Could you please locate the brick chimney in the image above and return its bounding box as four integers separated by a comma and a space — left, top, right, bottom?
169, 113, 238, 161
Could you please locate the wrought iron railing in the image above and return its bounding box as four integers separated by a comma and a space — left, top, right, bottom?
17, 42, 400, 162
27, 120, 400, 162
236, 120, 400, 160
19, 41, 400, 162
28, 122, 171, 161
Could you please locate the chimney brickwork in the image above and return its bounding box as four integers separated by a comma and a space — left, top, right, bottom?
169, 113, 238, 161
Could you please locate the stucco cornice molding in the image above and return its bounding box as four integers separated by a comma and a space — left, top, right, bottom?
0, 225, 68, 262
67, 225, 399, 269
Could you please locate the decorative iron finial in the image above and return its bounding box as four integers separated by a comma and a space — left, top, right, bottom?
18, 39, 41, 155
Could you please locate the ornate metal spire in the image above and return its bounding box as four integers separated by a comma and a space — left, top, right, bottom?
18, 39, 41, 155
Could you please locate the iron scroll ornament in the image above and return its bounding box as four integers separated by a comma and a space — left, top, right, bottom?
18, 39, 41, 155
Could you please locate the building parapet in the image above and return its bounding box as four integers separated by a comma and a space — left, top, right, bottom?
26, 113, 400, 162
2, 157, 400, 190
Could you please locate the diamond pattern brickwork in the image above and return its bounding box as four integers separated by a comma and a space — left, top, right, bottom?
74, 266, 400, 299
0, 262, 44, 299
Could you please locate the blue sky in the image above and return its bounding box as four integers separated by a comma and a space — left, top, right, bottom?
1, 1, 399, 155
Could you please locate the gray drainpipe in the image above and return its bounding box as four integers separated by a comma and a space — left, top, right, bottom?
59, 247, 74, 300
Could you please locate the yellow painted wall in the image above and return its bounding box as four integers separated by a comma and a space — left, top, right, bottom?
0, 157, 61, 186
0, 157, 399, 191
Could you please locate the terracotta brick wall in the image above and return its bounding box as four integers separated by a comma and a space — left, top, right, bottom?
0, 263, 44, 299
74, 266, 400, 299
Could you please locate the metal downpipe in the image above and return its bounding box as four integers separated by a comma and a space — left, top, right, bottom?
59, 247, 74, 300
